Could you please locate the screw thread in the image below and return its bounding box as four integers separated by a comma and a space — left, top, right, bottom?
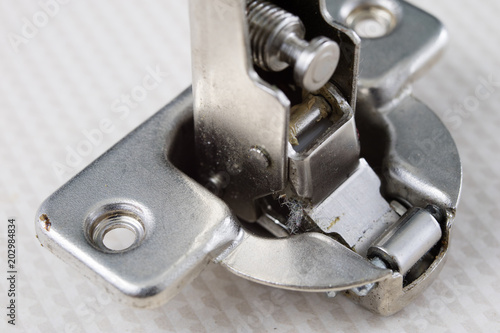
246, 0, 339, 91
279, 34, 307, 65
246, 0, 304, 71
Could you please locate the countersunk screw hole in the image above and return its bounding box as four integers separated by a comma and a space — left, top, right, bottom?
85, 203, 147, 254
346, 4, 397, 39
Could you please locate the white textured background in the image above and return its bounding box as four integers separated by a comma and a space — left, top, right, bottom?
1, 0, 499, 332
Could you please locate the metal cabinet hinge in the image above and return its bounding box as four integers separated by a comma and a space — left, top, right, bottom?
36, 0, 461, 316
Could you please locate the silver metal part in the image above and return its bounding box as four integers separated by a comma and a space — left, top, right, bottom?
288, 84, 360, 202
36, 0, 463, 318
36, 90, 241, 308
190, 0, 290, 222
256, 212, 290, 238
272, 0, 360, 108
349, 257, 387, 297
324, 0, 461, 215
248, 146, 271, 169
190, 0, 359, 222
205, 172, 230, 197
368, 208, 442, 275
329, 0, 447, 106
390, 200, 408, 216
308, 159, 400, 256
346, 236, 450, 315
325, 0, 462, 315
36, 89, 392, 304
220, 232, 391, 292
247, 0, 340, 91
379, 96, 462, 212
86, 203, 147, 254
289, 94, 332, 145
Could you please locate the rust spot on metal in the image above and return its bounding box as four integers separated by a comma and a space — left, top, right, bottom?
39, 214, 51, 231
327, 216, 340, 230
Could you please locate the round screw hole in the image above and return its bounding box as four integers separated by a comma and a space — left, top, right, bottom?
346, 4, 397, 39
85, 203, 147, 253
102, 226, 138, 252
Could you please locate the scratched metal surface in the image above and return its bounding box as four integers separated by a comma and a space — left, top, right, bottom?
0, 0, 499, 332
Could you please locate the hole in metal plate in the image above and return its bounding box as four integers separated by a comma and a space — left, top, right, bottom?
102, 223, 139, 252
86, 203, 147, 253
346, 4, 397, 38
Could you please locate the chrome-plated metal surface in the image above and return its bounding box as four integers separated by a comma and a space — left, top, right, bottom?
327, 0, 448, 106
86, 203, 147, 254
318, 0, 460, 239
288, 94, 332, 145
325, 0, 461, 314
368, 208, 442, 274
256, 211, 291, 238
247, 0, 303, 72
346, 230, 450, 316
350, 257, 387, 296
190, 0, 290, 222
205, 172, 231, 197
381, 95, 462, 213
35, 89, 392, 305
288, 36, 339, 91
220, 231, 392, 291
272, 0, 360, 108
308, 159, 400, 256
288, 84, 360, 202
36, 90, 241, 308
36, 0, 463, 317
247, 0, 340, 91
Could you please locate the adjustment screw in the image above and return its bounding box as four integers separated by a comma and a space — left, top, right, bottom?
247, 0, 340, 91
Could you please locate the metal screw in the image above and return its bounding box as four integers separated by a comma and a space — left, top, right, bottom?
350, 257, 387, 297
247, 0, 340, 91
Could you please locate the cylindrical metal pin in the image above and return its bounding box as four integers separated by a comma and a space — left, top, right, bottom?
367, 207, 442, 275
